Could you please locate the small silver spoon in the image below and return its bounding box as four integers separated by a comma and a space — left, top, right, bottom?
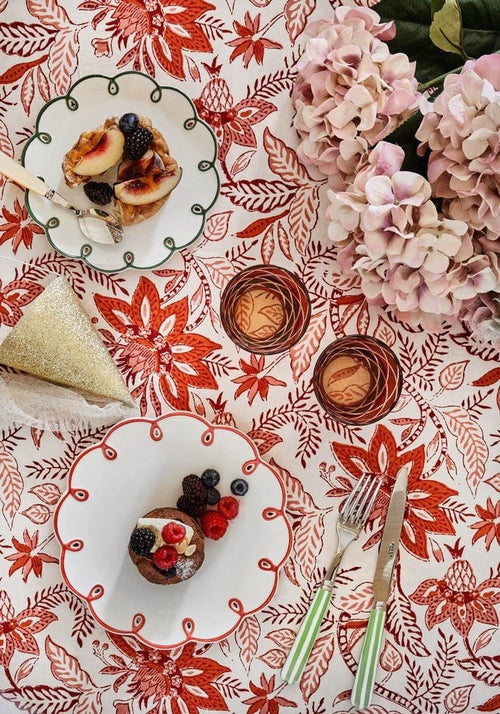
0, 151, 123, 245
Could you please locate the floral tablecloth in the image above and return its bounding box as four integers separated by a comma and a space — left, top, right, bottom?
0, 2, 499, 714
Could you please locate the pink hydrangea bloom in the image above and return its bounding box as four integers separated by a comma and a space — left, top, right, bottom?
416, 54, 500, 240
293, 7, 419, 189
327, 143, 498, 331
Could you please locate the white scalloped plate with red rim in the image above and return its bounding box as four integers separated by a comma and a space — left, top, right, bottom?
54, 411, 292, 649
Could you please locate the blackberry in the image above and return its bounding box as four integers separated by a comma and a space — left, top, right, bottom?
230, 478, 249, 496
83, 181, 114, 206
129, 527, 155, 556
201, 468, 220, 488
182, 474, 207, 503
206, 487, 220, 506
119, 112, 140, 136
177, 494, 206, 518
158, 567, 177, 578
124, 127, 153, 160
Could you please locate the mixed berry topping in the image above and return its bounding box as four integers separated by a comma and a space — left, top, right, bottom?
129, 527, 155, 556
153, 545, 179, 571
118, 112, 140, 136
201, 468, 220, 488
230, 478, 249, 497
217, 496, 239, 521
124, 127, 153, 160
83, 180, 114, 206
201, 510, 228, 540
176, 494, 206, 518
162, 521, 186, 544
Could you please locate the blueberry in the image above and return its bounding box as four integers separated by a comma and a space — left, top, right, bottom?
201, 468, 220, 488
206, 487, 220, 505
159, 567, 177, 577
230, 478, 249, 496
119, 112, 140, 135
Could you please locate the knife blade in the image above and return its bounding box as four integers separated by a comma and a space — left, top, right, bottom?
351, 466, 408, 709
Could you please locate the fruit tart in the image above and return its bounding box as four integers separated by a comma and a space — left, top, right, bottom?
128, 507, 205, 585
62, 113, 182, 227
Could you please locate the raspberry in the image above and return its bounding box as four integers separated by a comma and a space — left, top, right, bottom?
83, 181, 114, 206
162, 521, 186, 544
124, 127, 153, 160
201, 468, 220, 488
231, 478, 249, 496
153, 545, 178, 570
129, 527, 156, 556
206, 487, 220, 506
177, 495, 206, 518
182, 474, 207, 503
218, 496, 239, 520
201, 510, 228, 540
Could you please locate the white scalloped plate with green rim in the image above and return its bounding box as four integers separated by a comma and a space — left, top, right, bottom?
22, 72, 220, 273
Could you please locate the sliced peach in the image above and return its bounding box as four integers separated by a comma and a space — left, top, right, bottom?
114, 165, 182, 206
74, 127, 125, 176
117, 150, 163, 182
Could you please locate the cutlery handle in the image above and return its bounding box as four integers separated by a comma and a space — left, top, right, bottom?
281, 586, 332, 684
0, 151, 50, 196
351, 606, 386, 709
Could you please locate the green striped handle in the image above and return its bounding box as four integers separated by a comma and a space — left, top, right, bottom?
351, 607, 386, 709
281, 586, 332, 683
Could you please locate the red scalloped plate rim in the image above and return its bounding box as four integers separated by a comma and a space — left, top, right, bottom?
53, 410, 293, 648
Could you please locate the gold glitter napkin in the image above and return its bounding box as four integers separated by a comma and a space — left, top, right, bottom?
0, 276, 137, 429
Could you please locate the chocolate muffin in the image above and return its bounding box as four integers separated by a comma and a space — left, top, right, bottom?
128, 507, 205, 585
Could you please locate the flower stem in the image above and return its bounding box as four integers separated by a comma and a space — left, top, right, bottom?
418, 67, 462, 93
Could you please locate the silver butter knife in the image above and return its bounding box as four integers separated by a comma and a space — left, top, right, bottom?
351, 466, 408, 709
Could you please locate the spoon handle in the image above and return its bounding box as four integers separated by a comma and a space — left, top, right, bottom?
0, 150, 51, 197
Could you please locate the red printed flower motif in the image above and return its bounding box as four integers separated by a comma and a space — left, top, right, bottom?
410, 559, 500, 637
331, 424, 457, 560
95, 277, 221, 413
243, 673, 297, 714
5, 529, 59, 582
194, 69, 276, 162
227, 12, 282, 68
232, 354, 286, 405
103, 634, 230, 714
0, 278, 43, 328
0, 198, 45, 252
470, 497, 500, 550
83, 0, 215, 79
0, 590, 56, 669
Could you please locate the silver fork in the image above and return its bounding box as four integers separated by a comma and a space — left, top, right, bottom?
281, 472, 382, 684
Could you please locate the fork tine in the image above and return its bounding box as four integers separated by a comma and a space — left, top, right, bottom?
344, 473, 381, 524
341, 471, 370, 516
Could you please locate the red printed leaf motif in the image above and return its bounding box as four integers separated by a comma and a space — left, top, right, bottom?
263, 128, 310, 184
288, 186, 319, 255
472, 367, 500, 387
276, 222, 292, 260
294, 513, 324, 581
0, 21, 54, 58
45, 636, 95, 691
290, 311, 327, 381
203, 211, 231, 242
20, 67, 35, 114
202, 256, 235, 289
222, 178, 296, 212
246, 428, 283, 455
379, 641, 403, 672
444, 685, 474, 713
260, 223, 275, 264
337, 582, 373, 614
301, 632, 333, 702
473, 627, 497, 655
48, 28, 79, 94
1, 685, 81, 714
0, 444, 23, 528
258, 648, 286, 669
0, 118, 13, 157
478, 693, 500, 712
439, 361, 467, 390
230, 149, 255, 177
28, 483, 61, 505
266, 628, 296, 649
373, 316, 396, 346
235, 614, 260, 673
457, 655, 500, 687
440, 405, 488, 494
26, 0, 71, 30
14, 656, 38, 684
285, 0, 316, 41
22, 503, 51, 525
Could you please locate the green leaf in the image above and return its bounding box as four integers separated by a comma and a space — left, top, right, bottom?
383, 111, 429, 177
429, 0, 466, 58
374, 0, 500, 84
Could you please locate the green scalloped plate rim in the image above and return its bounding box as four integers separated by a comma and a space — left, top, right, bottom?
21, 71, 220, 273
